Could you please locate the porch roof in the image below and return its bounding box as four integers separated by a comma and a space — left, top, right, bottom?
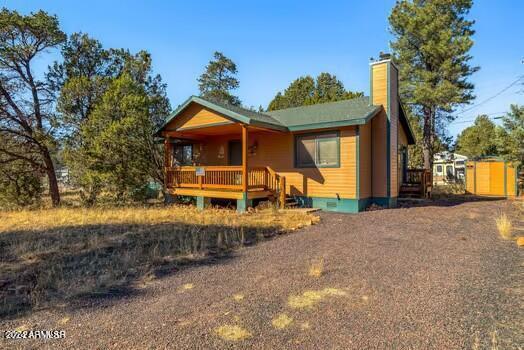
155, 96, 287, 135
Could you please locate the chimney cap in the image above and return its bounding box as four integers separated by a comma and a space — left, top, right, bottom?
379, 52, 391, 60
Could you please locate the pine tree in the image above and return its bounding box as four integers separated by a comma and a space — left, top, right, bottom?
267, 73, 363, 111
389, 0, 478, 170
198, 52, 240, 106
53, 39, 170, 204
497, 104, 524, 166
455, 115, 499, 158
0, 9, 66, 206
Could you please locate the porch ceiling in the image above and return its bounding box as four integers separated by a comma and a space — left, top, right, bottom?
163, 122, 282, 138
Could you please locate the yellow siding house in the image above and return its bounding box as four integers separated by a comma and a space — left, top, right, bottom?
156, 54, 416, 212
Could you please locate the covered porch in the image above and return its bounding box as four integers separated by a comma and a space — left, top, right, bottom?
162, 118, 287, 211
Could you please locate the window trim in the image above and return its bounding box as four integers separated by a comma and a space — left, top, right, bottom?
173, 143, 194, 166
294, 131, 341, 168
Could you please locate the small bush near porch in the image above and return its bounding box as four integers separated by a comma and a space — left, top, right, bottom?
0, 206, 317, 318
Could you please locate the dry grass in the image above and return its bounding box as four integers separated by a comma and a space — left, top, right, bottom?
308, 258, 324, 278
431, 183, 466, 199
271, 313, 293, 329
287, 288, 347, 309
495, 214, 513, 240
0, 205, 312, 233
0, 205, 317, 318
214, 325, 251, 341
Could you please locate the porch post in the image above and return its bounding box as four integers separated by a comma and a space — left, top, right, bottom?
238, 125, 249, 212
164, 135, 171, 186
242, 125, 248, 192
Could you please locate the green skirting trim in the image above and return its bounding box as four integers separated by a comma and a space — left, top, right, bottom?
367, 197, 397, 208
294, 196, 397, 213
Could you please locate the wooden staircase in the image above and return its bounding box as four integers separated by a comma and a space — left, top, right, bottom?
399, 169, 433, 199
284, 195, 299, 208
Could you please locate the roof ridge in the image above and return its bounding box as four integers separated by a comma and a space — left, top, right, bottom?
266, 96, 371, 114
195, 95, 279, 120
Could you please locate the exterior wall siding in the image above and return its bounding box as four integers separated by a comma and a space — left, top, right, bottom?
371, 63, 388, 198
188, 126, 358, 199
389, 64, 399, 198
166, 103, 230, 130
359, 121, 372, 199
506, 165, 516, 197
465, 161, 517, 197
249, 126, 357, 199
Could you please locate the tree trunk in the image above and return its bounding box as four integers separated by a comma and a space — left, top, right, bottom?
422, 106, 433, 170
42, 149, 60, 207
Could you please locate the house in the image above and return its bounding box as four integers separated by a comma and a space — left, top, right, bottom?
156, 53, 424, 213
433, 152, 468, 184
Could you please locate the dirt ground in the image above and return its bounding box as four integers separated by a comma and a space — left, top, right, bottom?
1, 199, 522, 349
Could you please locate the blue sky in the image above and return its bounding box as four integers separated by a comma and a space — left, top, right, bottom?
5, 0, 524, 138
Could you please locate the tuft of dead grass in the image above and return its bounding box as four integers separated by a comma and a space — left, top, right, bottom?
308, 258, 324, 278
232, 293, 244, 302
271, 313, 293, 329
0, 205, 317, 317
215, 325, 251, 341
288, 288, 347, 309
495, 214, 513, 240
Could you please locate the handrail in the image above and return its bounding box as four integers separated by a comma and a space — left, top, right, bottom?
165, 165, 287, 207
404, 168, 432, 198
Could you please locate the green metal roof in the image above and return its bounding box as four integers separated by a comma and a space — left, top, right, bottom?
266, 96, 381, 131
155, 96, 286, 135
156, 95, 415, 144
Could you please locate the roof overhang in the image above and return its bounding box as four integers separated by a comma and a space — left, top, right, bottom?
398, 100, 416, 145
155, 96, 287, 137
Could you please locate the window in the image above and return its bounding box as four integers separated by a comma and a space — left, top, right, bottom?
436, 165, 443, 174
295, 132, 339, 168
446, 165, 454, 177
173, 144, 193, 166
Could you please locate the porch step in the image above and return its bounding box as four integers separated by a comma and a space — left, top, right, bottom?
400, 183, 423, 198
285, 196, 298, 208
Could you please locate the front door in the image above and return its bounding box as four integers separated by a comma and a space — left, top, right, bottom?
228, 140, 242, 166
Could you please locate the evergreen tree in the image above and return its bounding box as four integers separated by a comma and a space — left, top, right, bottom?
0, 134, 43, 208
389, 0, 478, 170
198, 51, 240, 106
268, 76, 315, 110
267, 73, 363, 111
0, 9, 66, 206
404, 107, 448, 168
48, 33, 127, 136
497, 104, 524, 166
74, 73, 154, 202
53, 38, 170, 204
455, 115, 499, 158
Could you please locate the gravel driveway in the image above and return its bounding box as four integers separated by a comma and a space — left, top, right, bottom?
1, 199, 522, 349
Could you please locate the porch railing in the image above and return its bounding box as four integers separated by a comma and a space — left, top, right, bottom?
165, 166, 283, 194
404, 168, 433, 198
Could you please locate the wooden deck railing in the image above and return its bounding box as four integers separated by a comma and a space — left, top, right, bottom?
166, 166, 284, 197
404, 168, 433, 198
